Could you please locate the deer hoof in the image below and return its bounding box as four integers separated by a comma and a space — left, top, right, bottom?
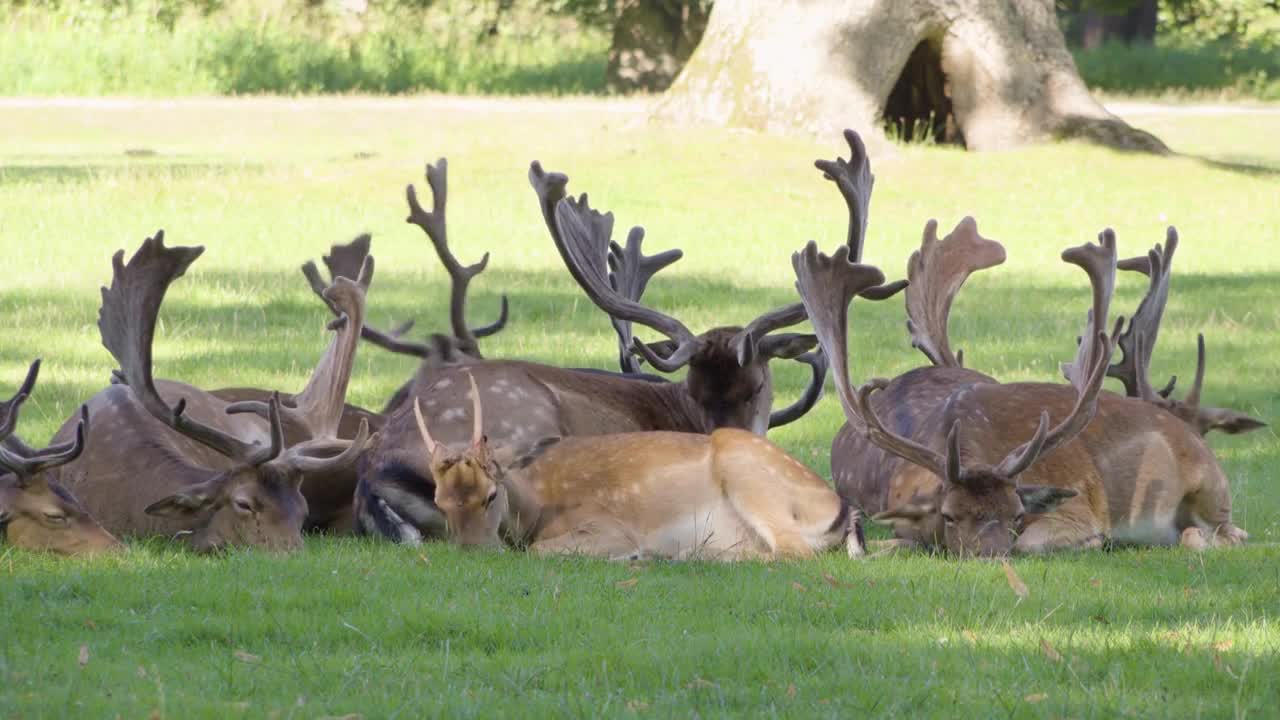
1180, 527, 1209, 552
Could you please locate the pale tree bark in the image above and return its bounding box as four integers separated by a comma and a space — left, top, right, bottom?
653, 0, 1167, 152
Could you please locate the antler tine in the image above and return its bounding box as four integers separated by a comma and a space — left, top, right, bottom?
996, 238, 1119, 479
1185, 333, 1206, 408
0, 405, 90, 482
529, 160, 570, 243
1061, 229, 1119, 391
767, 349, 830, 429
413, 397, 438, 456
1106, 227, 1178, 399
301, 236, 432, 359
406, 158, 508, 358
790, 241, 888, 434
0, 359, 40, 439
554, 195, 701, 373
281, 417, 372, 476
996, 330, 1113, 478
607, 226, 684, 373
99, 231, 267, 465
465, 371, 483, 447
814, 129, 909, 302
815, 128, 874, 262
855, 379, 950, 478
905, 217, 1008, 368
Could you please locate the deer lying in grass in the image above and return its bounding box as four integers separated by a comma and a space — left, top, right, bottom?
796, 230, 1251, 556
51, 232, 371, 552
353, 141, 904, 543
817, 128, 1005, 522
409, 372, 865, 560
0, 360, 120, 555
1103, 228, 1265, 437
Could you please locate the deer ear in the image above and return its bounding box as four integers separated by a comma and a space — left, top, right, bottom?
757, 333, 818, 361
1016, 485, 1077, 514
506, 436, 562, 471
1199, 407, 1267, 435
144, 488, 217, 517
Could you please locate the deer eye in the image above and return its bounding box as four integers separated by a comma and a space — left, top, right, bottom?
43, 511, 69, 525
233, 498, 255, 515
941, 514, 956, 526
483, 489, 498, 509
1013, 513, 1026, 525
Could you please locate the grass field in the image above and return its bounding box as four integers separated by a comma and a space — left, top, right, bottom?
1, 98, 1277, 718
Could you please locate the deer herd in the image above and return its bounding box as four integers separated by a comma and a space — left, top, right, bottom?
2, 130, 1264, 563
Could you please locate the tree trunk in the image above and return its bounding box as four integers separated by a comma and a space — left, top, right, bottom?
653, 0, 1166, 152
607, 0, 712, 92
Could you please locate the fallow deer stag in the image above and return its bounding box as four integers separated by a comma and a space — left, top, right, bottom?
352, 136, 905, 543
1102, 227, 1265, 436
812, 127, 1006, 518
51, 232, 371, 552
0, 360, 120, 555
831, 217, 1006, 520
798, 232, 1249, 556
409, 372, 865, 560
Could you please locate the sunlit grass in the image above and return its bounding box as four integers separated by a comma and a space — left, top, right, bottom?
0, 98, 1277, 717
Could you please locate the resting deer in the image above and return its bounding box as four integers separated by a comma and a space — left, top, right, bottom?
408, 372, 865, 560
353, 138, 904, 542
51, 232, 371, 552
0, 360, 120, 555
814, 130, 1005, 519
797, 227, 1251, 556
1102, 227, 1265, 436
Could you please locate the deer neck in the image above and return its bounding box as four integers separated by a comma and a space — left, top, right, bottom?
497, 469, 544, 546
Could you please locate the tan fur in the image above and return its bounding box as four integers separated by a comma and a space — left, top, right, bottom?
1, 475, 121, 556
429, 429, 857, 562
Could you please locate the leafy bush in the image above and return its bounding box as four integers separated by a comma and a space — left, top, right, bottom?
1073, 39, 1280, 99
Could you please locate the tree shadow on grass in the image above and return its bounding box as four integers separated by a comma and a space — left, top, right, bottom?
0, 160, 265, 186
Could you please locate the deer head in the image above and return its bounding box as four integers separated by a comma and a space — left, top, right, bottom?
411, 372, 506, 548
1104, 227, 1266, 436
0, 360, 121, 556
100, 232, 371, 552
528, 130, 902, 433
793, 231, 1118, 557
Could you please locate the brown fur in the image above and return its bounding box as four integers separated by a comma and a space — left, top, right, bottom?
877, 385, 1245, 555
1, 474, 120, 556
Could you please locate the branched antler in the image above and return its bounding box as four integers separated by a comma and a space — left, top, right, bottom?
406, 158, 509, 358
0, 361, 90, 484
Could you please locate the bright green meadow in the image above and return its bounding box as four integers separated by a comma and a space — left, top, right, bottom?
0, 98, 1277, 718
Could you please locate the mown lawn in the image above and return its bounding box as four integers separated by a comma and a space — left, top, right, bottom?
0, 98, 1277, 718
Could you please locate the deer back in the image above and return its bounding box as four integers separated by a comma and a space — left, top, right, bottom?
489, 429, 856, 561
832, 365, 996, 514
53, 381, 305, 548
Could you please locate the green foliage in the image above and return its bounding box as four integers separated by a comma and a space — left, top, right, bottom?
1074, 40, 1280, 99
0, 97, 1278, 718
1162, 0, 1280, 45
0, 0, 610, 95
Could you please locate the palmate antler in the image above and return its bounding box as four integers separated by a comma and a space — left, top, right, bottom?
301, 234, 427, 358
794, 232, 1117, 488
904, 218, 1007, 368
235, 252, 373, 440
0, 360, 90, 485
101, 231, 370, 471
1105, 227, 1265, 435
528, 161, 682, 374
406, 158, 509, 358
100, 232, 282, 465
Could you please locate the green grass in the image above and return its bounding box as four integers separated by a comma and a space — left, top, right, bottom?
1, 98, 1278, 717
1074, 41, 1280, 101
